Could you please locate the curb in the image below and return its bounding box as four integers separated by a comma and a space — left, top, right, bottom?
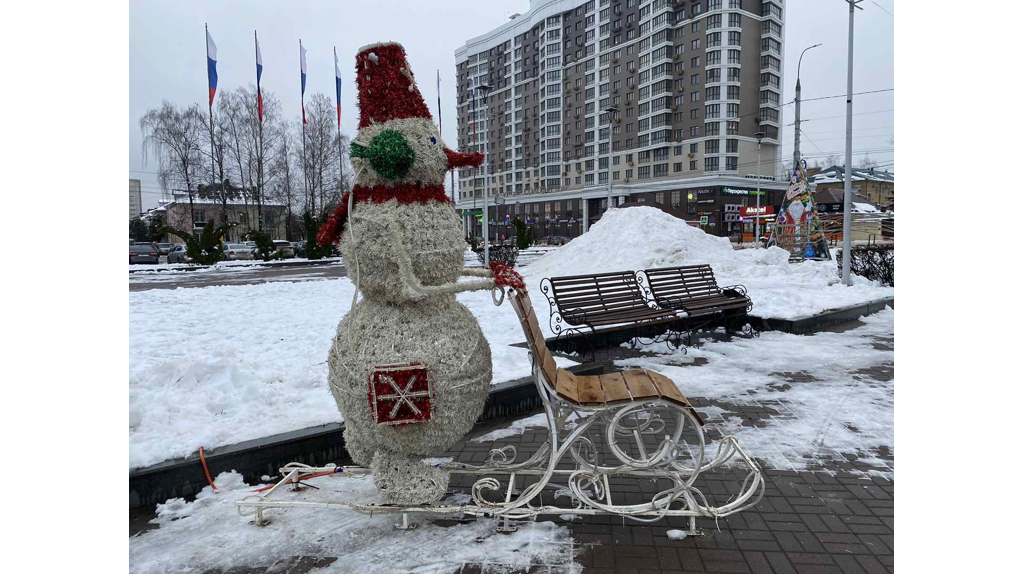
128, 259, 344, 274
749, 296, 894, 334
129, 361, 610, 509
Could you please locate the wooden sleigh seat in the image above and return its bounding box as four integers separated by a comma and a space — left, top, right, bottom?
509, 288, 702, 424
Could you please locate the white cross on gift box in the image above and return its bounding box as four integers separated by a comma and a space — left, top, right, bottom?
368, 363, 433, 426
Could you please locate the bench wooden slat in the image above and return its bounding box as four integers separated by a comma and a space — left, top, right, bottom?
623, 370, 661, 399
540, 344, 558, 389
576, 375, 606, 405
555, 368, 579, 402
599, 373, 632, 402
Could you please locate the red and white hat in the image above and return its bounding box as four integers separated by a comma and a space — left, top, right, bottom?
354, 42, 433, 129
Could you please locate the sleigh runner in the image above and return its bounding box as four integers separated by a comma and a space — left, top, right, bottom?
237, 287, 764, 534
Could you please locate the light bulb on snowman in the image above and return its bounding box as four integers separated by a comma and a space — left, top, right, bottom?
316, 42, 524, 505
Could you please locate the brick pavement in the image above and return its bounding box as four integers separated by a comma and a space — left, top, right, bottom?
444, 406, 894, 574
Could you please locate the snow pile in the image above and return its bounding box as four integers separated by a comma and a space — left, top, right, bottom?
524, 207, 893, 320
129, 471, 579, 574
526, 206, 762, 278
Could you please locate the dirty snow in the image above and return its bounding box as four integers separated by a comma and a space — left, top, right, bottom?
129, 471, 580, 574
619, 308, 895, 477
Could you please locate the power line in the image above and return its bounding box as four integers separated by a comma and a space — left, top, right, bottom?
792, 109, 894, 123
798, 88, 894, 104
869, 0, 894, 18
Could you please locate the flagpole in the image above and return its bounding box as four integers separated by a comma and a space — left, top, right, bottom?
205, 23, 220, 234
300, 39, 310, 217
438, 69, 452, 205
336, 46, 344, 215
255, 29, 265, 232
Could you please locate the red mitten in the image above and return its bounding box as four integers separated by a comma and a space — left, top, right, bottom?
489, 261, 527, 293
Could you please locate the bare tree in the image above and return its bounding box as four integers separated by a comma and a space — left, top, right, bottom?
302, 93, 349, 216
140, 101, 207, 225
858, 154, 878, 169
273, 124, 300, 240
823, 152, 842, 168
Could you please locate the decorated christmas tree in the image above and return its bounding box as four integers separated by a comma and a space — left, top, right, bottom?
769, 160, 831, 260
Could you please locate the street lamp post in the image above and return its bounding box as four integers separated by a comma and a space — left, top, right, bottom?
755, 130, 765, 247
475, 84, 493, 265
793, 43, 822, 169
841, 1, 862, 285
604, 106, 618, 212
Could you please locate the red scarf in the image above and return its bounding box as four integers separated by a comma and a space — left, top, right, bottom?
317, 183, 450, 246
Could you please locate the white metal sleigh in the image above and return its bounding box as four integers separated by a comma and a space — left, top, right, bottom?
236, 288, 765, 535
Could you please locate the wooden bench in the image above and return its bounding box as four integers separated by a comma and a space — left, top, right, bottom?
540, 270, 683, 338
509, 289, 701, 421
638, 264, 753, 332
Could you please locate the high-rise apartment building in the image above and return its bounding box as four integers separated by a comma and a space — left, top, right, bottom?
454, 0, 787, 241
129, 178, 143, 220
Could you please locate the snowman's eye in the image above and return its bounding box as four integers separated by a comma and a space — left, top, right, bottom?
429, 137, 437, 144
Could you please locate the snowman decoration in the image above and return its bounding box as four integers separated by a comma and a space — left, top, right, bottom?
317, 42, 524, 505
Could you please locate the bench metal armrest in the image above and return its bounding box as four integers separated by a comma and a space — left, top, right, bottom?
561, 307, 589, 325
656, 296, 686, 310
722, 284, 748, 297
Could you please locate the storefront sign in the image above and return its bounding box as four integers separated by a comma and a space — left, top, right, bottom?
694, 188, 716, 195
699, 215, 709, 225
740, 206, 775, 217
697, 199, 715, 204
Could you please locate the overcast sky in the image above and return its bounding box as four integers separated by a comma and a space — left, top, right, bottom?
129, 0, 894, 210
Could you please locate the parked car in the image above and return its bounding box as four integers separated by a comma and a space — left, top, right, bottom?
167, 243, 192, 264
129, 243, 160, 264
223, 243, 255, 261
293, 240, 307, 258
272, 240, 295, 259
545, 236, 570, 246
156, 242, 172, 256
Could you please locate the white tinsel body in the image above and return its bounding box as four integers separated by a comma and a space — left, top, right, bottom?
328, 199, 492, 503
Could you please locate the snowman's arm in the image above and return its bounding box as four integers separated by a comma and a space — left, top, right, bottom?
460, 268, 492, 278
389, 225, 495, 296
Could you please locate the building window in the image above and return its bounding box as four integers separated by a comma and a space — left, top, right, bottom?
725, 156, 737, 170
705, 157, 720, 171
726, 139, 738, 153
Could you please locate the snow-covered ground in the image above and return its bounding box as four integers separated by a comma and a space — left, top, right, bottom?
128, 279, 576, 469
129, 207, 894, 469
129, 471, 579, 574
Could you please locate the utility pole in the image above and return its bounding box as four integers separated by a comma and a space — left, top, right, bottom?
793, 43, 822, 169
755, 131, 764, 247
841, 1, 862, 286
604, 106, 618, 213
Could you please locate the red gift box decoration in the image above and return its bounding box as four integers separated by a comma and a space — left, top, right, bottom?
368, 363, 433, 426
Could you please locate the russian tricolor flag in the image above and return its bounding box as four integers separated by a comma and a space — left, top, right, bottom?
206, 28, 218, 107
300, 41, 308, 125
255, 32, 264, 123
334, 48, 342, 128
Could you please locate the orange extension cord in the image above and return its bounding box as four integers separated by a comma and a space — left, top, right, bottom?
198, 446, 217, 491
